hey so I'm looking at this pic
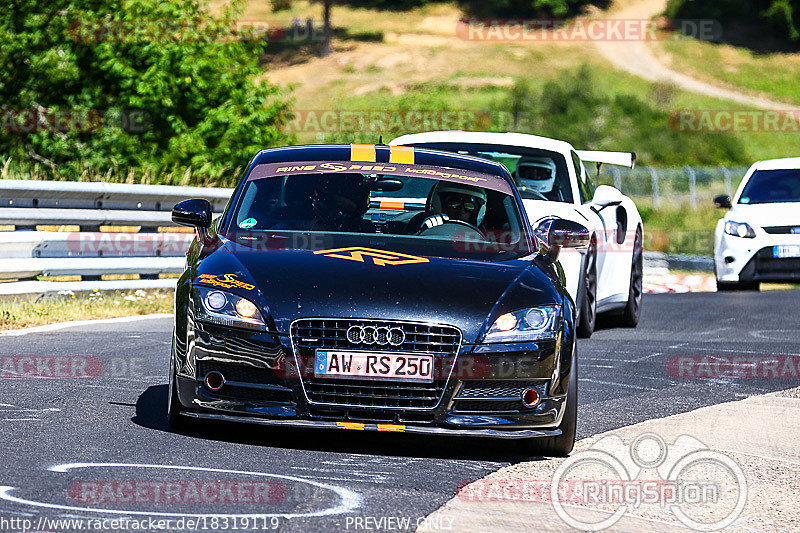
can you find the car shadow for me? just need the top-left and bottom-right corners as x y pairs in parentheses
(593, 313), (621, 333)
(133, 384), (551, 464)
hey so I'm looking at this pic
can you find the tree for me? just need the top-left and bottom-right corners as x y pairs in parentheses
(666, 0), (800, 44)
(457, 0), (609, 18)
(0, 0), (292, 182)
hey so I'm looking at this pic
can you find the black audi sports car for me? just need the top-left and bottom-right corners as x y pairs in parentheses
(168, 144), (589, 456)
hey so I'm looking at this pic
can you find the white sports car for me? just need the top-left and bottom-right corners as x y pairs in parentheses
(713, 157), (800, 290)
(390, 131), (642, 337)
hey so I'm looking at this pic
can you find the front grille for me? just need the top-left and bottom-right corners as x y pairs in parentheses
(763, 226), (800, 235)
(291, 318), (461, 409)
(196, 360), (291, 403)
(209, 384), (290, 402)
(196, 361), (283, 387)
(453, 381), (548, 413)
(457, 380), (548, 399)
(743, 248), (800, 279)
(309, 407), (436, 424)
(453, 400), (522, 412)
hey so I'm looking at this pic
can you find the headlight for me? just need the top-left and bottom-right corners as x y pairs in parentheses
(724, 220), (756, 238)
(196, 287), (266, 330)
(484, 305), (560, 342)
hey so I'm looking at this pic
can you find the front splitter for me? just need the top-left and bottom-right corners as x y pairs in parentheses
(181, 411), (561, 439)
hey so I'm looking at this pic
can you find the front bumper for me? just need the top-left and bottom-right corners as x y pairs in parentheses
(716, 232), (800, 283)
(181, 411), (562, 440)
(174, 320), (571, 438)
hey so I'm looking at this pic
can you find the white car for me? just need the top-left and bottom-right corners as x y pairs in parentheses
(390, 131), (643, 338)
(713, 157), (800, 291)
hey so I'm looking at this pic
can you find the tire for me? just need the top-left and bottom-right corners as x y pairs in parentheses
(167, 337), (194, 430)
(520, 345), (578, 457)
(616, 226), (643, 327)
(716, 279), (759, 291)
(576, 244), (597, 339)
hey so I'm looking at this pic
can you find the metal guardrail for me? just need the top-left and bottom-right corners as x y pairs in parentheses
(597, 165), (750, 208)
(644, 251), (714, 273)
(0, 179), (233, 297)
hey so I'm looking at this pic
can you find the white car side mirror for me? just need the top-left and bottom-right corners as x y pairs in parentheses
(591, 185), (624, 210)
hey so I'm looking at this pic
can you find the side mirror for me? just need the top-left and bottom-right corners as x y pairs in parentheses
(535, 218), (590, 262)
(172, 199), (212, 229)
(591, 185), (624, 211)
(713, 194), (732, 209)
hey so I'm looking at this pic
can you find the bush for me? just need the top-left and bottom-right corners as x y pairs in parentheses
(457, 0), (609, 18)
(508, 66), (749, 166)
(0, 0), (292, 184)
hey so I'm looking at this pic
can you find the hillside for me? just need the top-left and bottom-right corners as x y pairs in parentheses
(222, 0), (799, 165)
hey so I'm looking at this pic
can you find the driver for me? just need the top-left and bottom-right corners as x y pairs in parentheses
(412, 182), (487, 233)
(513, 157), (557, 200)
(309, 174), (374, 232)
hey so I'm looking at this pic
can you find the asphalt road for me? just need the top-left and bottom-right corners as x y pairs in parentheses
(0, 290), (797, 532)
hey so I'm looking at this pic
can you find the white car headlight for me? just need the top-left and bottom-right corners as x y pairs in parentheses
(196, 287), (266, 330)
(484, 305), (560, 342)
(724, 220), (756, 238)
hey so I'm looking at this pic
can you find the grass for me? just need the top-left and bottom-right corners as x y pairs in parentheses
(0, 289), (173, 331)
(638, 203), (720, 255)
(657, 37), (800, 106)
(0, 156), (241, 187)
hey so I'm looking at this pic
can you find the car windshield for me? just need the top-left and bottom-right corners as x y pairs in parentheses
(739, 169), (800, 204)
(397, 143), (573, 203)
(226, 162), (532, 260)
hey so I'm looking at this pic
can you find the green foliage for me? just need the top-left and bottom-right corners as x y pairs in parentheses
(508, 66), (749, 166)
(0, 0), (291, 184)
(638, 203), (720, 254)
(311, 66), (749, 167)
(666, 0), (800, 43)
(457, 0), (609, 18)
(335, 0), (436, 9)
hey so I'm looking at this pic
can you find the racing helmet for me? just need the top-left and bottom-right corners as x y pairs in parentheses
(310, 174), (371, 230)
(428, 182), (488, 226)
(514, 157), (557, 195)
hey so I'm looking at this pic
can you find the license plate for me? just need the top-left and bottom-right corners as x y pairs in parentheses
(314, 350), (433, 382)
(773, 245), (800, 258)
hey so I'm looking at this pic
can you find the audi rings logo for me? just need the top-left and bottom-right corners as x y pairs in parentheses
(346, 325), (405, 346)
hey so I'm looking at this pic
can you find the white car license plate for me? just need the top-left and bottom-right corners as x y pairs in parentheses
(314, 350), (433, 382)
(773, 245), (800, 258)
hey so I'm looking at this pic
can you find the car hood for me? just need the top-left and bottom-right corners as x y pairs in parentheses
(728, 202), (800, 228)
(195, 238), (561, 343)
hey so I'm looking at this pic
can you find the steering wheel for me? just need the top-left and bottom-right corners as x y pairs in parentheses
(416, 218), (487, 240)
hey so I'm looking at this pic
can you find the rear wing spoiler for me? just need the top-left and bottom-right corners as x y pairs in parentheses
(576, 150), (636, 169)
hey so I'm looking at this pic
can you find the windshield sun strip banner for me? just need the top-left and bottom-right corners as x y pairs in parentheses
(246, 161), (513, 195)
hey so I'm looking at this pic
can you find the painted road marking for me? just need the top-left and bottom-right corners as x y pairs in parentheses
(0, 463), (361, 519)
